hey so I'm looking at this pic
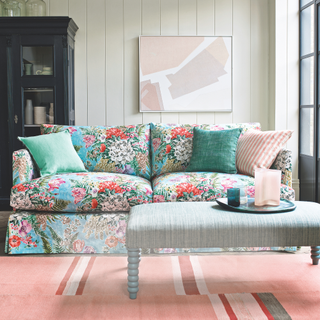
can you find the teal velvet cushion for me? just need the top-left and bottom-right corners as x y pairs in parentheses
(186, 127), (242, 174)
(18, 131), (87, 176)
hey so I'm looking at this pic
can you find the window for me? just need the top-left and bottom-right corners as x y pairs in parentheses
(299, 0), (319, 201)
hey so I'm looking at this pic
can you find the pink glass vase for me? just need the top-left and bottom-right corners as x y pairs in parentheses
(254, 168), (281, 206)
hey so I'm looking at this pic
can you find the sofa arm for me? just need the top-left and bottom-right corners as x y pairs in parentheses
(270, 149), (292, 188)
(12, 149), (38, 186)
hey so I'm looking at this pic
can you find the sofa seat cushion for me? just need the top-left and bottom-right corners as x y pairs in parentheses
(10, 172), (153, 212)
(152, 172), (295, 203)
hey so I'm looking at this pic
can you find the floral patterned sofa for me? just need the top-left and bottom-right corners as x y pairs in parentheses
(6, 122), (295, 254)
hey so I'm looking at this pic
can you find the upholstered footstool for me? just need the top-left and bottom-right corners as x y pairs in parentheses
(126, 201), (320, 299)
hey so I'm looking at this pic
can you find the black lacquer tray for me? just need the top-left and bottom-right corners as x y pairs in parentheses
(215, 197), (296, 213)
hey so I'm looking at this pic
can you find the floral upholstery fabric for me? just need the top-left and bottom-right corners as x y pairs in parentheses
(270, 149), (293, 187)
(5, 210), (296, 254)
(12, 149), (38, 185)
(152, 172), (295, 203)
(150, 122), (261, 178)
(10, 172), (153, 212)
(6, 211), (128, 254)
(40, 124), (151, 180)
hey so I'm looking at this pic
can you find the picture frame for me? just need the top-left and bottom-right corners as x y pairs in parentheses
(139, 36), (232, 113)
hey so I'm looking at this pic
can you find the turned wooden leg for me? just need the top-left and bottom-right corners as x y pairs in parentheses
(127, 248), (140, 299)
(311, 246), (320, 265)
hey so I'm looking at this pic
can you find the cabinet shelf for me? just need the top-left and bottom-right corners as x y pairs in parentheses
(24, 88), (53, 93)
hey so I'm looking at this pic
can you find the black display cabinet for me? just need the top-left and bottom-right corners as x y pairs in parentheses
(0, 17), (78, 210)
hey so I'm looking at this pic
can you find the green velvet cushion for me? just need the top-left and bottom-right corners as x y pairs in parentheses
(186, 127), (242, 174)
(18, 131), (87, 176)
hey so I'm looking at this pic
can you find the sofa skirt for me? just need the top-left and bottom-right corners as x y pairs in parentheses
(5, 210), (297, 254)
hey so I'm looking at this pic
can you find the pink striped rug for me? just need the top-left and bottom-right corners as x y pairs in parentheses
(0, 253), (319, 319)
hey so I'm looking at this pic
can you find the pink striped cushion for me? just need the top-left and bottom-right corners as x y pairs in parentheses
(236, 129), (293, 177)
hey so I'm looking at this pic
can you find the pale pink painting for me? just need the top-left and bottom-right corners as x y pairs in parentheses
(139, 36), (232, 112)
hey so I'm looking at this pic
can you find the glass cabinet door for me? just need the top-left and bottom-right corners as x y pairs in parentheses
(22, 46), (53, 76)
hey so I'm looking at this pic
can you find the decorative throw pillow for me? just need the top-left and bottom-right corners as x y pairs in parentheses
(236, 129), (293, 177)
(150, 122), (261, 178)
(40, 124), (151, 180)
(186, 127), (242, 174)
(18, 131), (87, 177)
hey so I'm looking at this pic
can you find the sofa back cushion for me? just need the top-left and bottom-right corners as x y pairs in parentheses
(150, 122), (261, 178)
(41, 124), (151, 180)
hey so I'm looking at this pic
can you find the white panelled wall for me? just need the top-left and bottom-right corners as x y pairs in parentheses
(272, 0), (299, 199)
(43, 0), (299, 198)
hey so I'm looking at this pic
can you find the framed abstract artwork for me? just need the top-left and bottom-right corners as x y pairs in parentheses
(139, 36), (232, 112)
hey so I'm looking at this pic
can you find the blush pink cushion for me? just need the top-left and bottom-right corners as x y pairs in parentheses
(236, 129), (293, 177)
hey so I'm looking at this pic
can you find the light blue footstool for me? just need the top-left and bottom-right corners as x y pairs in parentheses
(126, 201), (320, 299)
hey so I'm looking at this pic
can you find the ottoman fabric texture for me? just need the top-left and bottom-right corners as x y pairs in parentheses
(126, 201), (320, 249)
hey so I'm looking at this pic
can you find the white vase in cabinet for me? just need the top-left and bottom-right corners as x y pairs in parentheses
(25, 99), (33, 125)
